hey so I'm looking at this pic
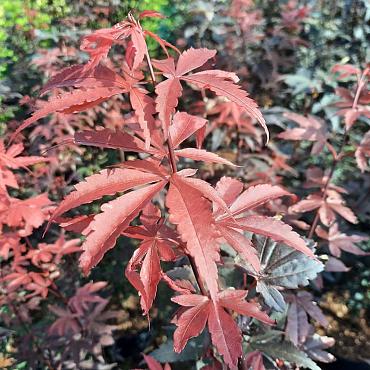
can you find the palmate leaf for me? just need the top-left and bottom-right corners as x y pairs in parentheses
(166, 173), (220, 298)
(13, 10), (178, 145)
(171, 290), (272, 369)
(214, 180), (314, 274)
(124, 203), (178, 313)
(278, 112), (328, 155)
(285, 292), (328, 347)
(79, 11), (176, 68)
(0, 141), (51, 169)
(11, 86), (127, 142)
(290, 190), (358, 226)
(0, 140), (51, 190)
(285, 299), (310, 346)
(3, 193), (53, 236)
(171, 294), (210, 353)
(125, 240), (162, 314)
(316, 223), (368, 257)
(40, 64), (129, 95)
(49, 168), (164, 224)
(241, 236), (323, 312)
(152, 48), (268, 140)
(9, 10), (338, 369)
(80, 181), (166, 274)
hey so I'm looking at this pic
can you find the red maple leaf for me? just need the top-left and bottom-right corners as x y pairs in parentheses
(332, 65), (369, 129)
(171, 290), (273, 369)
(316, 223), (368, 257)
(0, 140), (51, 190)
(278, 112), (328, 154)
(290, 189), (357, 227)
(124, 203), (179, 313)
(0, 193), (53, 236)
(152, 48), (268, 140)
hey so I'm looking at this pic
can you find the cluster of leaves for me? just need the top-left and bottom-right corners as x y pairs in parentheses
(0, 4), (139, 368)
(171, 0), (370, 365)
(1, 1), (369, 369)
(0, 118), (119, 369)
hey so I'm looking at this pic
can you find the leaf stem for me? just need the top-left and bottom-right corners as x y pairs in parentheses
(188, 255), (208, 296)
(166, 135), (178, 174)
(145, 53), (156, 85)
(145, 46), (208, 297)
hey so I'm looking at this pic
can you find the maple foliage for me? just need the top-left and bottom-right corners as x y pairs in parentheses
(5, 9), (327, 369)
(207, 99), (257, 135)
(289, 168), (358, 227)
(278, 112), (328, 154)
(316, 223), (368, 257)
(0, 140), (51, 190)
(171, 290), (273, 368)
(285, 291), (328, 347)
(5, 7), (369, 370)
(331, 65), (369, 129)
(0, 193), (53, 236)
(124, 203), (178, 313)
(152, 47), (268, 141)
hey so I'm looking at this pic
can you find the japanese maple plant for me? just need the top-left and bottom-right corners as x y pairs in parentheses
(11, 10), (327, 369)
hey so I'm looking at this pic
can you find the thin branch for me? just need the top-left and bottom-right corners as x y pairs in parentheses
(145, 44), (210, 298)
(188, 255), (208, 296)
(308, 70), (367, 238)
(166, 135), (178, 174)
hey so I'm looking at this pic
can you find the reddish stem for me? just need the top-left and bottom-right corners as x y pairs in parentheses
(145, 49), (208, 297)
(308, 70), (367, 238)
(189, 255), (208, 296)
(166, 134), (178, 174)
